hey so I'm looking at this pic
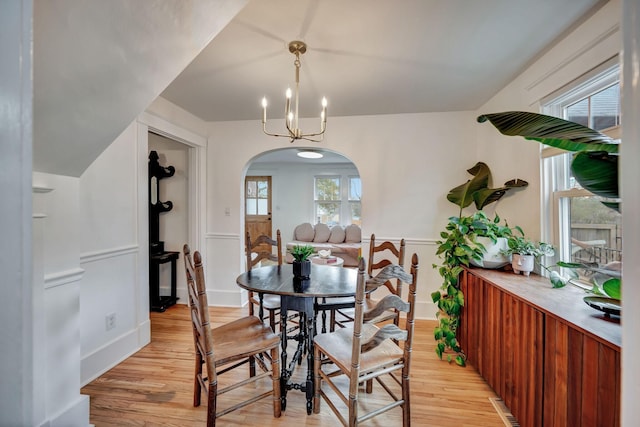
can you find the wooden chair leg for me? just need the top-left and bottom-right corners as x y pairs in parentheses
(194, 354), (202, 406)
(270, 347), (282, 418)
(269, 309), (277, 332)
(403, 372), (411, 426)
(206, 382), (217, 427)
(249, 354), (256, 377)
(313, 345), (321, 414)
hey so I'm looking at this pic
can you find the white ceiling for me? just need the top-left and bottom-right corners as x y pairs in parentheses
(161, 0), (605, 122)
(31, 0), (606, 175)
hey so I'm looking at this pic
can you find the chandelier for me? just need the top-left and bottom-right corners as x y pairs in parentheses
(262, 41), (327, 142)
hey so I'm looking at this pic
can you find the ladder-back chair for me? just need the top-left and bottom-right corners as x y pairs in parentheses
(329, 234), (406, 331)
(245, 229), (283, 331)
(183, 244), (281, 426)
(313, 255), (418, 426)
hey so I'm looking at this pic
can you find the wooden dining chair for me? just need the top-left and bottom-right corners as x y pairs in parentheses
(183, 244), (281, 426)
(366, 233), (406, 323)
(330, 234), (406, 330)
(313, 255), (418, 426)
(245, 229), (284, 331)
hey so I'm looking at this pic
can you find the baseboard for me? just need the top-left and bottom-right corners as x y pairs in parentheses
(207, 288), (245, 307)
(81, 325), (145, 386)
(47, 394), (90, 427)
(490, 397), (520, 426)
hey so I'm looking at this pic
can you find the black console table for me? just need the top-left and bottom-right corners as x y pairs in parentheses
(149, 250), (180, 312)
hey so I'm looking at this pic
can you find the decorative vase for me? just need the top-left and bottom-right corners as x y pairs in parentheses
(293, 277), (310, 292)
(512, 254), (534, 276)
(469, 236), (510, 269)
(293, 260), (311, 280)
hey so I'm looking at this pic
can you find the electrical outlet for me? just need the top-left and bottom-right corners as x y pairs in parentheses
(105, 312), (116, 331)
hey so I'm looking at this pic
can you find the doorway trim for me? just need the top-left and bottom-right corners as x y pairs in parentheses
(137, 112), (206, 319)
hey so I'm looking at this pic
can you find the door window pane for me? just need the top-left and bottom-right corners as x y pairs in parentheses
(257, 199), (268, 215)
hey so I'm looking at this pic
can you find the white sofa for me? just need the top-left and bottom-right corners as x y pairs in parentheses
(285, 223), (362, 267)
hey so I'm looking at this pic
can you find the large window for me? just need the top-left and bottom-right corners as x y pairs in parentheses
(314, 175), (361, 226)
(349, 176), (362, 226)
(542, 60), (622, 269)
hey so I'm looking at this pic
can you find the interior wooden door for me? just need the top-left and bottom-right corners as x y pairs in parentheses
(245, 176), (272, 252)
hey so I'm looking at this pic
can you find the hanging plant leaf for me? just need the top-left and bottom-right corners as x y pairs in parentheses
(503, 178), (529, 188)
(478, 111), (620, 213)
(477, 111), (618, 153)
(447, 162), (490, 209)
(472, 187), (507, 210)
(571, 151), (619, 199)
(473, 178), (529, 210)
(447, 162), (528, 214)
(603, 278), (621, 300)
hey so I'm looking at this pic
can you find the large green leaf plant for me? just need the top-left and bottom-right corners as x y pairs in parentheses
(478, 111), (622, 299)
(477, 111), (619, 211)
(432, 162), (527, 366)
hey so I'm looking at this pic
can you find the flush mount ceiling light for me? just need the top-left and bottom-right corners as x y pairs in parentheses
(262, 41), (327, 143)
(297, 150), (324, 159)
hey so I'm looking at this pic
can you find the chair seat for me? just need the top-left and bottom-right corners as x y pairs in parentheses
(314, 323), (403, 374)
(250, 294), (281, 310)
(212, 315), (280, 365)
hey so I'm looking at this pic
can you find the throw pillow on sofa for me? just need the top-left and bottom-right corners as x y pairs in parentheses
(294, 223), (315, 242)
(328, 226), (346, 243)
(345, 224), (361, 243)
(313, 223), (331, 243)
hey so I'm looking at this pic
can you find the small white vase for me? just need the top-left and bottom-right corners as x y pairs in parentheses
(512, 254), (534, 276)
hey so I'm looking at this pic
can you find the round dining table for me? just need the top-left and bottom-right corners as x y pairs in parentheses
(236, 263), (357, 414)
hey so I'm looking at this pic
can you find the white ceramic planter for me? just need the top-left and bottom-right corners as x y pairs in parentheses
(469, 236), (510, 269)
(511, 254), (534, 276)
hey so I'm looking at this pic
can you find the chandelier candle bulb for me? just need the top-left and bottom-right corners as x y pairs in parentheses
(261, 97), (267, 123)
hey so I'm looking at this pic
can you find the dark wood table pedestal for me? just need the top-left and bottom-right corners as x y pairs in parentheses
(236, 264), (357, 414)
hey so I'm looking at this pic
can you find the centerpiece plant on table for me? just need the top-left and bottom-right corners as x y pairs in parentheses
(432, 162), (528, 366)
(291, 244), (314, 280)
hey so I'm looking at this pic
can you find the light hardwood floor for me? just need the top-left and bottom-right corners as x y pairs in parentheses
(82, 304), (505, 426)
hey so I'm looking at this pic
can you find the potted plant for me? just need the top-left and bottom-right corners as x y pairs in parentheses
(501, 231), (554, 276)
(291, 244), (314, 280)
(432, 162), (527, 366)
(446, 161), (527, 269)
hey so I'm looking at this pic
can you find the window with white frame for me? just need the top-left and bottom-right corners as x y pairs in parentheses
(315, 176), (341, 226)
(541, 58), (622, 269)
(349, 176), (362, 226)
(314, 175), (361, 226)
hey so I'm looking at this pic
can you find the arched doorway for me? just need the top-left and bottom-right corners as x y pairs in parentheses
(243, 148), (361, 245)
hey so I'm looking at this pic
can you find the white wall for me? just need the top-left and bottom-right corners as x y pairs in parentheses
(205, 111), (478, 317)
(621, 0), (640, 423)
(79, 123), (147, 386)
(32, 172), (89, 427)
(0, 1), (35, 425)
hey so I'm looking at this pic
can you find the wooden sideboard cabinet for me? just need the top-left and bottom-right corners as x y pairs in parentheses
(459, 268), (621, 427)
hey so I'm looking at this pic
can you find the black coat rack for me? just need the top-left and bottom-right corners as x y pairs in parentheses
(148, 150), (179, 312)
